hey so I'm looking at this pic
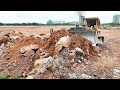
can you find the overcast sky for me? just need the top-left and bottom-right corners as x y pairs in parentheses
(0, 11), (119, 23)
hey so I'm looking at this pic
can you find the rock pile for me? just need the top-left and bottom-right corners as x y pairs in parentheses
(0, 29), (99, 78)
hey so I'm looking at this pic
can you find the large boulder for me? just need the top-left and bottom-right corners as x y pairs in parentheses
(55, 36), (71, 48)
(28, 56), (53, 75)
(54, 36), (71, 54)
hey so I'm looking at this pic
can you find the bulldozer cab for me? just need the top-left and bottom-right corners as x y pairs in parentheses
(83, 17), (100, 34)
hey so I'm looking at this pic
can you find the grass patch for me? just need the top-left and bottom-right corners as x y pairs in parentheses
(0, 74), (7, 79)
(8, 76), (21, 79)
(0, 74), (21, 79)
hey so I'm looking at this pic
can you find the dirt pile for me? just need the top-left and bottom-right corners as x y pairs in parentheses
(0, 35), (46, 77)
(25, 30), (99, 79)
(0, 30), (25, 45)
(44, 29), (71, 55)
(0, 29), (99, 78)
(69, 34), (97, 58)
(27, 54), (93, 79)
(44, 29), (98, 58)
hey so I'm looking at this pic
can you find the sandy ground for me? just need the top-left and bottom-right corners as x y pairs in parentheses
(0, 26), (74, 36)
(97, 29), (120, 67)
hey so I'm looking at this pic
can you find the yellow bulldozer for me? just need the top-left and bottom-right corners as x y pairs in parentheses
(50, 17), (104, 46)
(68, 17), (104, 46)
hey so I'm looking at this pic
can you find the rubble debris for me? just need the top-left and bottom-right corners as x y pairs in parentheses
(35, 57), (54, 74)
(79, 73), (92, 79)
(44, 30), (97, 58)
(9, 35), (20, 42)
(0, 35), (10, 45)
(0, 29), (100, 78)
(50, 29), (71, 41)
(0, 35), (46, 77)
(67, 73), (77, 79)
(34, 56), (53, 68)
(54, 36), (71, 54)
(55, 36), (71, 47)
(113, 69), (120, 73)
(20, 44), (39, 54)
(6, 36), (46, 61)
(69, 34), (97, 58)
(72, 63), (78, 68)
(26, 75), (34, 79)
(31, 54), (90, 79)
(32, 33), (48, 40)
(68, 52), (76, 61)
(1, 26), (120, 79)
(29, 30), (100, 79)
(113, 69), (120, 79)
(24, 50), (35, 57)
(28, 56), (54, 75)
(44, 29), (71, 54)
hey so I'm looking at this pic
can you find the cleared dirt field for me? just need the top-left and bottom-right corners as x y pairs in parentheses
(0, 26), (74, 36)
(88, 29), (120, 78)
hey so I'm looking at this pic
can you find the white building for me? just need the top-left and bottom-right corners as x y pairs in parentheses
(79, 15), (85, 25)
(113, 14), (120, 24)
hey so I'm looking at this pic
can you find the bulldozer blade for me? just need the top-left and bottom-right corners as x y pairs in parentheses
(68, 28), (104, 46)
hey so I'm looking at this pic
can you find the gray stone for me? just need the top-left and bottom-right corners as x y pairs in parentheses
(113, 69), (120, 73)
(68, 73), (77, 79)
(79, 73), (92, 79)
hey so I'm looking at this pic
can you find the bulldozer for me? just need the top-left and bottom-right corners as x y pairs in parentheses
(68, 17), (104, 46)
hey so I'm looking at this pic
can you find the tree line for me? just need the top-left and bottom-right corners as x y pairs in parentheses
(102, 23), (120, 27)
(0, 22), (76, 26)
(1, 22), (119, 26)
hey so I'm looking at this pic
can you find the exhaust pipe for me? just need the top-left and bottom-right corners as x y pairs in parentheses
(50, 28), (53, 34)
